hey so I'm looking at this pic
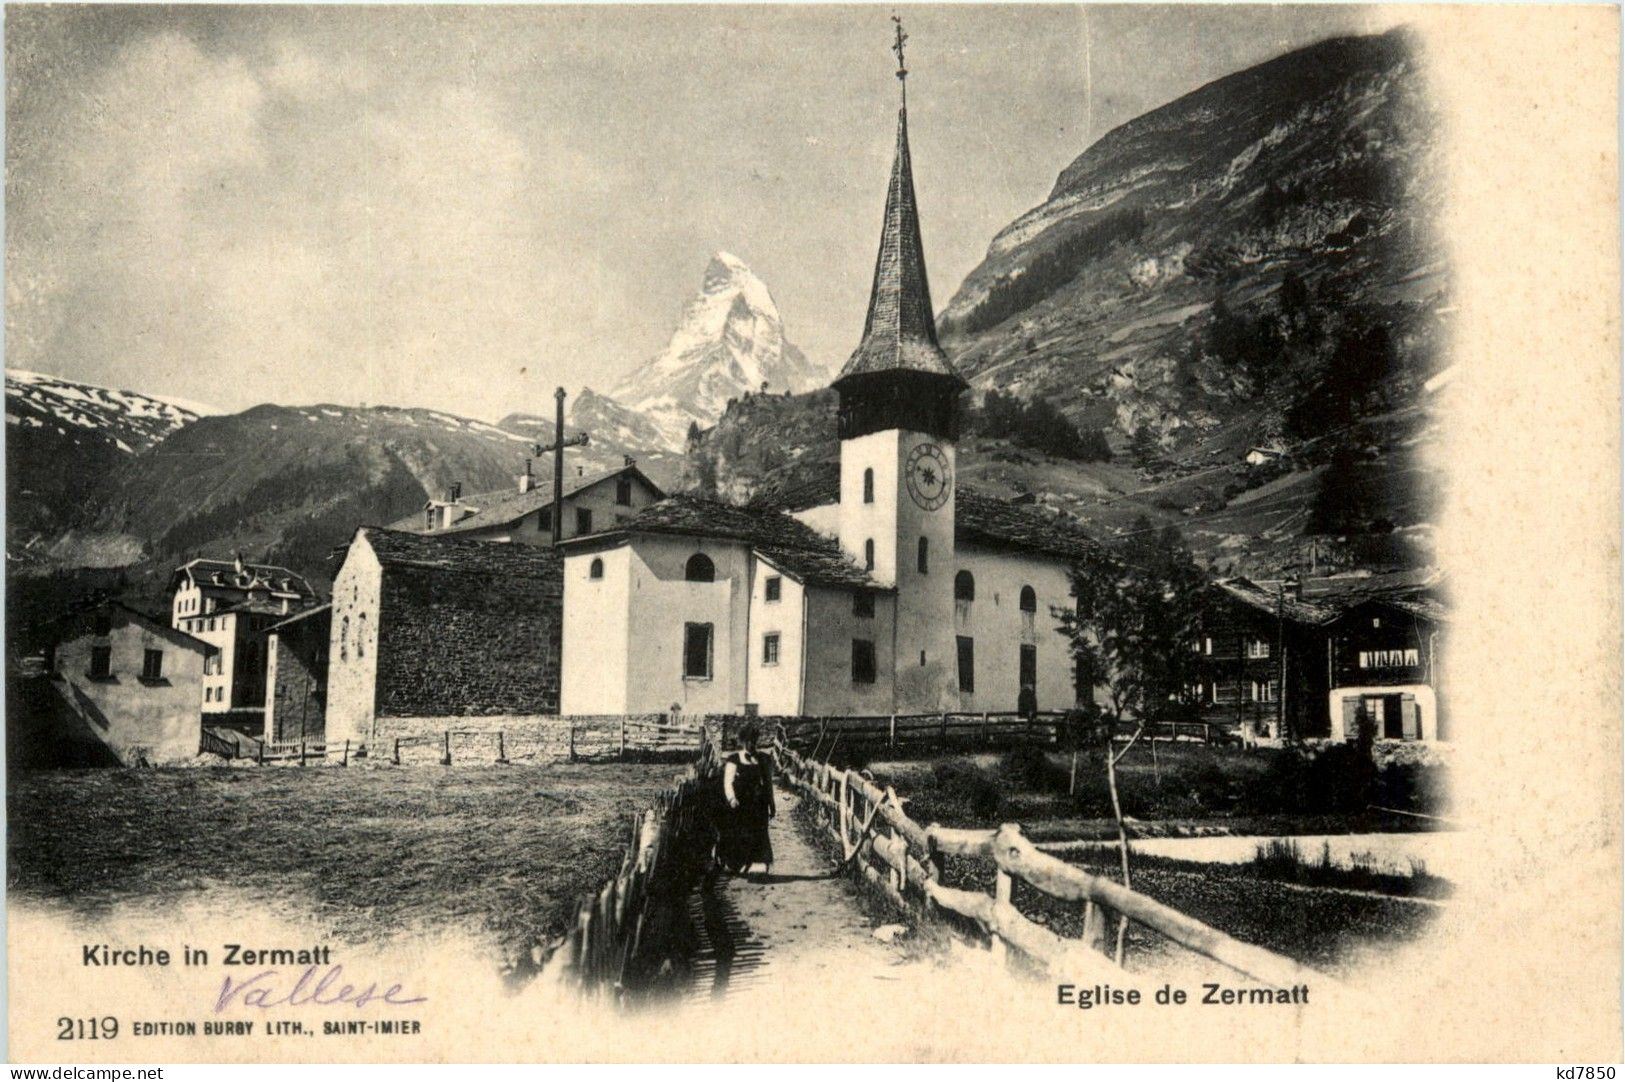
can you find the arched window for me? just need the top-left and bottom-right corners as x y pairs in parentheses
(954, 570), (976, 601)
(616, 477), (633, 506)
(339, 616), (349, 662)
(1020, 585), (1037, 613)
(917, 536), (929, 574)
(863, 468), (874, 504)
(589, 557), (605, 580)
(684, 553), (715, 582)
(863, 539), (875, 571)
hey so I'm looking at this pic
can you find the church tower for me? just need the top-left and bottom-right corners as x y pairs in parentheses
(835, 19), (967, 710)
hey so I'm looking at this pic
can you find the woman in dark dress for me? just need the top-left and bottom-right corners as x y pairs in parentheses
(714, 724), (775, 875)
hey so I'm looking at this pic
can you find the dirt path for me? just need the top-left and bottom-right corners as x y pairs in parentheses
(681, 787), (910, 1005)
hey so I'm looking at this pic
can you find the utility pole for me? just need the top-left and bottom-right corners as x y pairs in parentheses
(532, 387), (589, 547)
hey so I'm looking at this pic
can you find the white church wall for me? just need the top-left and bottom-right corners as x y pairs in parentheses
(745, 558), (805, 715)
(559, 544), (633, 715)
(952, 547), (1079, 714)
(802, 587), (898, 717)
(325, 534), (383, 746)
(624, 536), (752, 715)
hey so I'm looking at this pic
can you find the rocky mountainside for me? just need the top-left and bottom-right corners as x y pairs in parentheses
(610, 252), (826, 450)
(687, 29), (1448, 577)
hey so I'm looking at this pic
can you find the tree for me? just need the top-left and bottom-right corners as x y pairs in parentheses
(1058, 517), (1207, 727)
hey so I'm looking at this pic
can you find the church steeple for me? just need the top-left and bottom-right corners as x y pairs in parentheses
(835, 18), (966, 441)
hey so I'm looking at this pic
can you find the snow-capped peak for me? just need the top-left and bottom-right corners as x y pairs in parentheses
(5, 368), (205, 455)
(609, 252), (827, 450)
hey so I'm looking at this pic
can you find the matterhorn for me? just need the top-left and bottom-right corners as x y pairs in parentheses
(610, 252), (824, 450)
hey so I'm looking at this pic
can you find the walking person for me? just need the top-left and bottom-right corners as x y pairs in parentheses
(714, 723), (776, 876)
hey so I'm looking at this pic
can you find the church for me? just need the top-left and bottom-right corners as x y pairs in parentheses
(558, 54), (1098, 720)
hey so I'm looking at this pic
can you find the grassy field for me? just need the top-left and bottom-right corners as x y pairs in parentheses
(8, 763), (678, 966)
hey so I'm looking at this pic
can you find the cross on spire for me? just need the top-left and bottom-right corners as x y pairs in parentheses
(892, 15), (908, 84)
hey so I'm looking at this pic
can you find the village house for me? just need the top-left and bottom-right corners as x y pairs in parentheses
(264, 603), (331, 745)
(324, 527), (563, 749)
(394, 459), (664, 542)
(558, 84), (1097, 719)
(1325, 594), (1446, 741)
(49, 601), (214, 765)
(169, 556), (319, 734)
(1191, 578), (1337, 743)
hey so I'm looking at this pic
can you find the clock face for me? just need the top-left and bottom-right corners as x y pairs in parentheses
(905, 442), (952, 511)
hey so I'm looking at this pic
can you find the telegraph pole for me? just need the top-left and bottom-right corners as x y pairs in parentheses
(533, 387), (589, 547)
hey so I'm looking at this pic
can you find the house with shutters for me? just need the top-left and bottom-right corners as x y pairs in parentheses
(1191, 579), (1337, 743)
(393, 460), (664, 544)
(48, 601), (214, 765)
(1325, 594), (1446, 741)
(557, 67), (1098, 719)
(168, 556), (319, 734)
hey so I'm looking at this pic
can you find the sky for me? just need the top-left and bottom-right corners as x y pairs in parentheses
(5, 4), (1401, 422)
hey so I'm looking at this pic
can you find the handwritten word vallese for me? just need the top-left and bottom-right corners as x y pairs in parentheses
(215, 965), (427, 1014)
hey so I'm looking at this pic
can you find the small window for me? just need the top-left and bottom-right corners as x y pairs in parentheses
(1246, 639), (1271, 659)
(764, 576), (781, 602)
(89, 646), (112, 679)
(684, 623), (713, 679)
(425, 507), (436, 531)
(141, 649), (164, 682)
(762, 633), (781, 666)
(616, 477), (633, 506)
(1020, 585), (1037, 613)
(862, 468), (874, 504)
(955, 570), (975, 602)
(589, 558), (605, 580)
(852, 639), (877, 684)
(357, 614), (366, 658)
(206, 653), (221, 676)
(576, 507), (593, 535)
(917, 536), (929, 574)
(339, 616), (349, 662)
(956, 635), (975, 693)
(538, 507), (552, 532)
(1019, 643), (1037, 690)
(208, 617), (216, 632)
(863, 539), (875, 571)
(685, 553), (715, 582)
(853, 591), (875, 619)
(1249, 679), (1279, 703)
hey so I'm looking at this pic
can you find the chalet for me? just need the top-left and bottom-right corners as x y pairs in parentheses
(1325, 594), (1446, 741)
(169, 556), (320, 734)
(392, 460), (664, 544)
(49, 602), (214, 765)
(264, 603), (331, 745)
(1192, 578), (1336, 742)
(558, 75), (1097, 719)
(325, 528), (563, 748)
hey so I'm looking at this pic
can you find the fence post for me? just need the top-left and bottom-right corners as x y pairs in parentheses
(441, 730), (451, 766)
(300, 740), (307, 767)
(342, 739), (350, 767)
(991, 866), (1012, 966)
(941, 711), (948, 743)
(393, 737), (400, 766)
(889, 713), (897, 747)
(620, 716), (628, 760)
(497, 730), (508, 765)
(982, 711), (990, 744)
(257, 740), (264, 767)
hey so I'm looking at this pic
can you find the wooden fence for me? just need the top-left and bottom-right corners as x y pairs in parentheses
(537, 732), (722, 999)
(744, 711), (1069, 753)
(776, 741), (1330, 990)
(385, 718), (705, 766)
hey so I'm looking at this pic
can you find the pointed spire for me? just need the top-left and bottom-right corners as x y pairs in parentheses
(836, 21), (965, 388)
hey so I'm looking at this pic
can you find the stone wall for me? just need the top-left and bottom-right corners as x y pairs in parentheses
(266, 610), (329, 744)
(373, 560), (563, 723)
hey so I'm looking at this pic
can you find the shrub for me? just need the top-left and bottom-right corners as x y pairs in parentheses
(1001, 744), (1055, 792)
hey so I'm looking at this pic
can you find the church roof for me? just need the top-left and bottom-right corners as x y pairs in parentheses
(567, 494), (883, 590)
(836, 105), (965, 389)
